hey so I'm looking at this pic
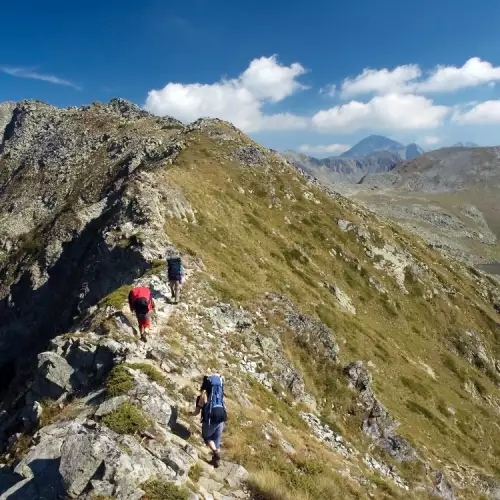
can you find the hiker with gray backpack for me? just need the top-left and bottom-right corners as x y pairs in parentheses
(166, 255), (184, 304)
(191, 373), (227, 468)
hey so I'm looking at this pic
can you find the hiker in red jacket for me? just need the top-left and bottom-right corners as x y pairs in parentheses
(128, 286), (155, 341)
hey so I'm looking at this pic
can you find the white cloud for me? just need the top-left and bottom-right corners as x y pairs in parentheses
(340, 58), (500, 97)
(299, 143), (350, 154)
(452, 100), (500, 124)
(418, 57), (500, 92)
(312, 93), (449, 132)
(239, 56), (308, 102)
(422, 135), (441, 145)
(319, 84), (336, 97)
(341, 65), (420, 97)
(144, 55), (308, 132)
(1, 66), (80, 90)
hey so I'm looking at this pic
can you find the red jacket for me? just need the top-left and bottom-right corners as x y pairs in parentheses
(128, 287), (153, 312)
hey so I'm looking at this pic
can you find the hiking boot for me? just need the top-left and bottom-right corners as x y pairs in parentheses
(211, 451), (221, 468)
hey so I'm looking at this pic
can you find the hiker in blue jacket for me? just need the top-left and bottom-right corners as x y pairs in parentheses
(167, 255), (184, 304)
(191, 373), (227, 468)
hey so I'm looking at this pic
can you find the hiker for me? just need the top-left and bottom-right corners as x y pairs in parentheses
(167, 255), (184, 304)
(128, 286), (155, 341)
(191, 373), (227, 468)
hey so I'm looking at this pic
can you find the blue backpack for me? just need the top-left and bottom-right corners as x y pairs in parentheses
(167, 257), (183, 281)
(202, 375), (227, 425)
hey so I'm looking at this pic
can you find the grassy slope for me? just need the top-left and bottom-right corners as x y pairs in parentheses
(154, 124), (500, 497)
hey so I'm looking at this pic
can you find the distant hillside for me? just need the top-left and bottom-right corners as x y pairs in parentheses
(361, 146), (500, 192)
(282, 149), (400, 184)
(338, 146), (500, 265)
(453, 141), (479, 148)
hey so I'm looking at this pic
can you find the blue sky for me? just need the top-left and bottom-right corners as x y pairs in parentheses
(2, 0), (500, 156)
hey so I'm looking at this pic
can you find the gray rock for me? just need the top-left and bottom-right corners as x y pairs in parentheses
(300, 412), (352, 457)
(344, 361), (416, 462)
(128, 371), (175, 428)
(94, 395), (129, 417)
(431, 471), (456, 500)
(278, 296), (340, 363)
(14, 421), (68, 498)
(205, 304), (253, 333)
(161, 443), (194, 481)
(224, 464), (249, 489)
(33, 352), (76, 399)
(232, 145), (267, 167)
(20, 401), (42, 431)
(337, 219), (352, 232)
(59, 430), (110, 496)
(325, 283), (356, 314)
(89, 479), (115, 497)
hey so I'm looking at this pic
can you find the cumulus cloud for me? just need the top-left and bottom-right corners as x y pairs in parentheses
(452, 100), (500, 124)
(340, 58), (500, 97)
(419, 57), (500, 92)
(341, 65), (421, 97)
(144, 55), (308, 132)
(1, 66), (80, 89)
(422, 135), (441, 145)
(312, 93), (449, 132)
(299, 143), (350, 154)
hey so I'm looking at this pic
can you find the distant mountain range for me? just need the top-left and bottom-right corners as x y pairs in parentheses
(340, 135), (424, 160)
(452, 141), (479, 148)
(283, 135), (482, 184)
(282, 135), (424, 184)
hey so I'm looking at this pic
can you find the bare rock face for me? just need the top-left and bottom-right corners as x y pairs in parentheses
(267, 294), (340, 364)
(33, 352), (78, 400)
(0, 102), (16, 150)
(0, 99), (185, 378)
(344, 361), (417, 463)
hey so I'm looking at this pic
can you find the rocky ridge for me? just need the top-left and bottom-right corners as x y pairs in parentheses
(0, 99), (499, 499)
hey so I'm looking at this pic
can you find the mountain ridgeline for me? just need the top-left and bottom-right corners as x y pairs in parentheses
(0, 99), (499, 499)
(340, 135), (424, 160)
(282, 134), (424, 184)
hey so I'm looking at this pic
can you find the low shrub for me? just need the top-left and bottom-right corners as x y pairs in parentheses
(101, 402), (151, 435)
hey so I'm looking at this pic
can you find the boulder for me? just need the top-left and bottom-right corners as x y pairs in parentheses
(60, 431), (112, 496)
(20, 401), (42, 431)
(33, 352), (76, 399)
(13, 418), (177, 499)
(128, 372), (175, 428)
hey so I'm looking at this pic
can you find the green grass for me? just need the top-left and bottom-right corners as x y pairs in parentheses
(187, 462), (202, 482)
(140, 479), (189, 500)
(152, 123), (500, 492)
(105, 365), (135, 397)
(101, 402), (151, 434)
(101, 285), (130, 309)
(125, 363), (165, 385)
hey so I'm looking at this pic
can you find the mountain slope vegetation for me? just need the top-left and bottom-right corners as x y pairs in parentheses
(0, 100), (499, 499)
